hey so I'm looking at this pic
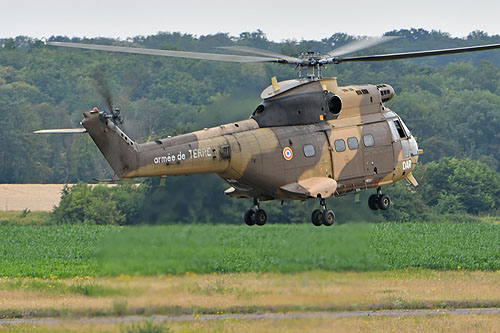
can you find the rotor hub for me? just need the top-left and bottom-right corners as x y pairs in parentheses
(298, 52), (327, 79)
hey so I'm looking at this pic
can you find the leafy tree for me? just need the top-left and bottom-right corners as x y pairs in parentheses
(52, 183), (145, 225)
(2, 29), (500, 223)
(419, 158), (500, 215)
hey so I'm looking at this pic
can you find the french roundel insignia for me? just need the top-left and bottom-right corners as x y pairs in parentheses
(283, 147), (293, 160)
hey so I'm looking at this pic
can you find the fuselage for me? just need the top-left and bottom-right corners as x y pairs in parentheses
(82, 77), (419, 201)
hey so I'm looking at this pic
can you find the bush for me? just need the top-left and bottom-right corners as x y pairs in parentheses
(420, 157), (500, 215)
(380, 157), (500, 221)
(51, 182), (145, 225)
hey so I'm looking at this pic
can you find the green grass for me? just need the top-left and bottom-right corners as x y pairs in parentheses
(0, 225), (114, 278)
(374, 222), (500, 270)
(0, 210), (51, 225)
(0, 277), (128, 297)
(3, 222), (500, 278)
(96, 224), (382, 275)
(96, 222), (500, 275)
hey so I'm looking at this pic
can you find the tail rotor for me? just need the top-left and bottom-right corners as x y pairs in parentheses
(92, 68), (123, 124)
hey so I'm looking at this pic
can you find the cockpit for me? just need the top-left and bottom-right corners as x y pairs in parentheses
(385, 112), (418, 157)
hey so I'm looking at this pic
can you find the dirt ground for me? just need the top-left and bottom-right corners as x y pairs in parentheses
(1, 270), (500, 316)
(2, 270), (500, 331)
(0, 184), (66, 211)
(0, 184), (118, 211)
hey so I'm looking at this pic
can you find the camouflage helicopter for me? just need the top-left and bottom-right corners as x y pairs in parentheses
(37, 37), (500, 226)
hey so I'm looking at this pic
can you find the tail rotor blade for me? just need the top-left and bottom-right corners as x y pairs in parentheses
(34, 128), (87, 134)
(92, 67), (113, 112)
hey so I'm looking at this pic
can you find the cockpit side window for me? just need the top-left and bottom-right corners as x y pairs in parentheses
(401, 120), (412, 137)
(393, 120), (407, 139)
(388, 121), (399, 141)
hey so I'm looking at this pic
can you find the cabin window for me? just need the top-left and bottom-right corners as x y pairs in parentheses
(347, 137), (359, 150)
(363, 134), (375, 147)
(334, 139), (346, 152)
(303, 144), (316, 157)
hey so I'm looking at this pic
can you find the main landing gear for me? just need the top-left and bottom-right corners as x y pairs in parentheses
(368, 187), (391, 211)
(311, 197), (335, 227)
(244, 198), (267, 226)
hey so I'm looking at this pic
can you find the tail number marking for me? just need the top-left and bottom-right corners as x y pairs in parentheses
(402, 160), (412, 171)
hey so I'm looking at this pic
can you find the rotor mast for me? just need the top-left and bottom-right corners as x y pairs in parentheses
(298, 52), (324, 80)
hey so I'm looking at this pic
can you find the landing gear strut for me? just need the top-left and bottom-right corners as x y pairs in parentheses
(368, 187), (391, 211)
(311, 197), (335, 227)
(244, 198), (267, 226)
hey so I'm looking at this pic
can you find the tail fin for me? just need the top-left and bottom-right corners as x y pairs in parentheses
(81, 111), (138, 178)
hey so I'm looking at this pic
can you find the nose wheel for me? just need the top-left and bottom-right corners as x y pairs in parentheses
(368, 187), (391, 211)
(311, 197), (335, 227)
(244, 198), (267, 226)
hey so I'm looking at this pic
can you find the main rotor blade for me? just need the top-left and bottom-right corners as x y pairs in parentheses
(334, 43), (500, 63)
(217, 46), (301, 63)
(327, 36), (400, 57)
(47, 42), (285, 63)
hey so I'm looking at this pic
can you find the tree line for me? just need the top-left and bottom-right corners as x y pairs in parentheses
(1, 29), (500, 223)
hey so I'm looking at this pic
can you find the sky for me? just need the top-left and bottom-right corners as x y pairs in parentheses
(2, 0), (500, 41)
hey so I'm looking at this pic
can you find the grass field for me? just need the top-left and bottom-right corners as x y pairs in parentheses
(96, 223), (381, 275)
(2, 222), (500, 278)
(2, 222), (500, 330)
(2, 271), (500, 318)
(98, 222), (500, 275)
(0, 211), (50, 225)
(0, 225), (113, 277)
(2, 271), (500, 328)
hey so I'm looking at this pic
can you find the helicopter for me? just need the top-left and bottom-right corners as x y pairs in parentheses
(36, 36), (500, 226)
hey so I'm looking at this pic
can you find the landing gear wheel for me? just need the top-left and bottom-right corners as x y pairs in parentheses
(255, 209), (267, 226)
(322, 210), (335, 226)
(368, 194), (379, 211)
(311, 197), (336, 226)
(244, 198), (268, 226)
(244, 209), (256, 226)
(311, 209), (323, 226)
(377, 194), (391, 211)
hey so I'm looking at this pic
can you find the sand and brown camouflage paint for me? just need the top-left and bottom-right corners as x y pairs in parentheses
(82, 77), (419, 202)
